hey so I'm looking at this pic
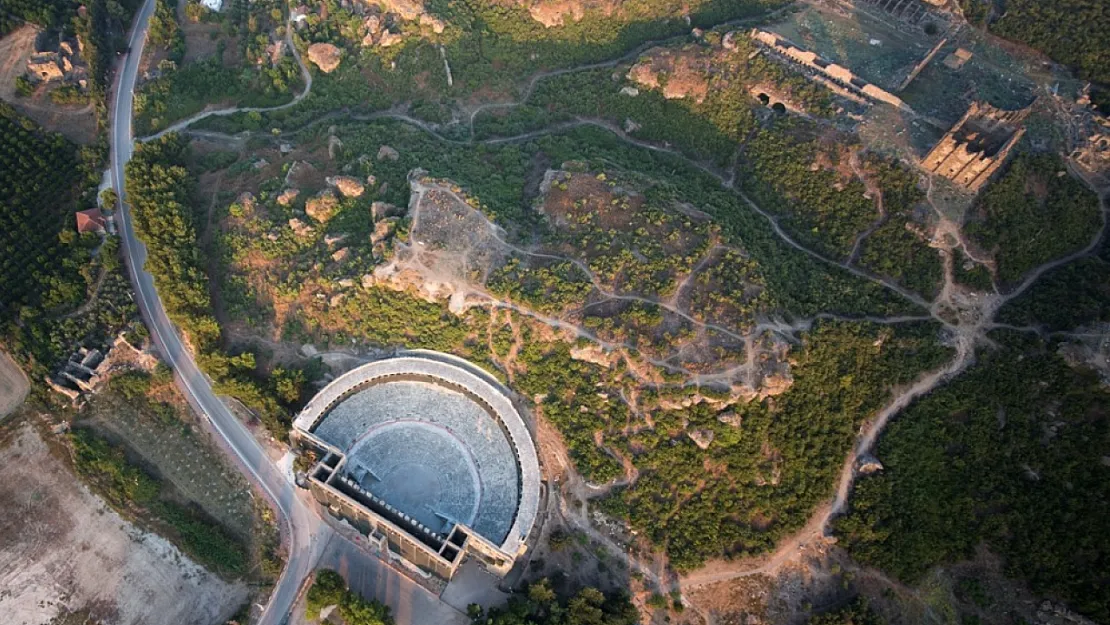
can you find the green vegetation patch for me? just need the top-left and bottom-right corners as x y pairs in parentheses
(70, 427), (250, 576)
(597, 320), (951, 570)
(835, 335), (1110, 623)
(997, 252), (1110, 332)
(964, 154), (1102, 285)
(306, 569), (394, 625)
(0, 105), (83, 319)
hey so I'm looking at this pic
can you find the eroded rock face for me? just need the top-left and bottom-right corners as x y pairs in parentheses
(627, 47), (710, 103)
(371, 218), (398, 245)
(570, 344), (620, 368)
(371, 201), (404, 220)
(307, 43), (343, 73)
(306, 190), (340, 223)
(288, 218), (314, 238)
(525, 0), (620, 27)
(277, 188), (300, 206)
(328, 175), (365, 198)
(688, 428), (715, 450)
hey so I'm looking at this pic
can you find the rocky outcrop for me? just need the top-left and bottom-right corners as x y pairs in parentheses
(526, 0), (619, 27)
(371, 201), (404, 220)
(717, 412), (742, 428)
(570, 344), (620, 368)
(377, 30), (404, 47)
(306, 190), (340, 223)
(288, 218), (314, 238)
(687, 429), (715, 450)
(277, 188), (300, 206)
(377, 145), (400, 161)
(627, 47), (710, 103)
(307, 43), (343, 73)
(328, 175), (365, 198)
(371, 218), (398, 245)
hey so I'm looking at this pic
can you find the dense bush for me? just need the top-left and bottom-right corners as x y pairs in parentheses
(473, 579), (637, 625)
(964, 153), (1102, 284)
(835, 335), (1110, 622)
(306, 569), (394, 625)
(0, 104), (82, 320)
(126, 134), (290, 435)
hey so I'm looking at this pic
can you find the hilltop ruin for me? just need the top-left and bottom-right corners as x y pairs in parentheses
(921, 101), (1030, 191)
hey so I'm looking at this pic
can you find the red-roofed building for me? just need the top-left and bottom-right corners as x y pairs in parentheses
(75, 208), (106, 234)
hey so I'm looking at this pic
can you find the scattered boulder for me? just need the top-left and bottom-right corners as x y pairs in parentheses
(288, 218), (314, 238)
(377, 145), (400, 161)
(328, 175), (365, 198)
(307, 43), (343, 73)
(361, 274), (376, 289)
(324, 234), (347, 248)
(365, 174), (378, 188)
(722, 31), (738, 51)
(419, 14), (446, 33)
(331, 247), (350, 263)
(623, 118), (641, 133)
(371, 218), (398, 245)
(306, 190), (340, 223)
(378, 30), (404, 47)
(717, 412), (742, 428)
(371, 201), (404, 220)
(569, 344), (619, 368)
(364, 15), (382, 36)
(687, 429), (715, 450)
(277, 188), (300, 206)
(378, 0), (424, 21)
(619, 86), (640, 97)
(856, 454), (884, 476)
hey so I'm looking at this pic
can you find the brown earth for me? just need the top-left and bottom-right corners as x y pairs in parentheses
(0, 423), (248, 625)
(0, 352), (29, 421)
(0, 25), (97, 143)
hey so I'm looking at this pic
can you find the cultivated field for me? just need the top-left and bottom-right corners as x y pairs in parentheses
(0, 351), (28, 420)
(0, 423), (248, 625)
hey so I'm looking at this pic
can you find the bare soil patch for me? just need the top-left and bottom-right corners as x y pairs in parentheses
(0, 351), (29, 421)
(0, 423), (248, 625)
(0, 25), (97, 143)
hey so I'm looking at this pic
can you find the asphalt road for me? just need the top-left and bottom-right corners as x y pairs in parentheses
(108, 1), (329, 623)
(107, 3), (469, 624)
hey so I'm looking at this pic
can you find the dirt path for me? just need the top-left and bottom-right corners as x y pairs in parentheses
(139, 12), (313, 142)
(0, 351), (29, 421)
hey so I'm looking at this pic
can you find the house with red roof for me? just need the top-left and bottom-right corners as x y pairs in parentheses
(75, 208), (106, 234)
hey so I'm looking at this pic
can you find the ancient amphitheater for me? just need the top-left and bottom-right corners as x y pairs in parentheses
(292, 351), (540, 579)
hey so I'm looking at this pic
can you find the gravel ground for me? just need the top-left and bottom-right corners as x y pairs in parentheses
(0, 424), (248, 625)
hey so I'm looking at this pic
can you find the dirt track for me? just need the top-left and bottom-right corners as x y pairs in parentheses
(0, 424), (248, 625)
(0, 351), (29, 421)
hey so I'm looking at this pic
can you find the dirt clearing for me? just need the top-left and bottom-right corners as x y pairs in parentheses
(0, 351), (29, 420)
(0, 25), (98, 143)
(0, 423), (248, 625)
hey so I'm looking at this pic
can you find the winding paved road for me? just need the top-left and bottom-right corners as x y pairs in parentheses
(106, 3), (469, 625)
(108, 2), (330, 623)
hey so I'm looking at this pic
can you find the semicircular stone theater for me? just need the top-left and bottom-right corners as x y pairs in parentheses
(291, 351), (541, 580)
